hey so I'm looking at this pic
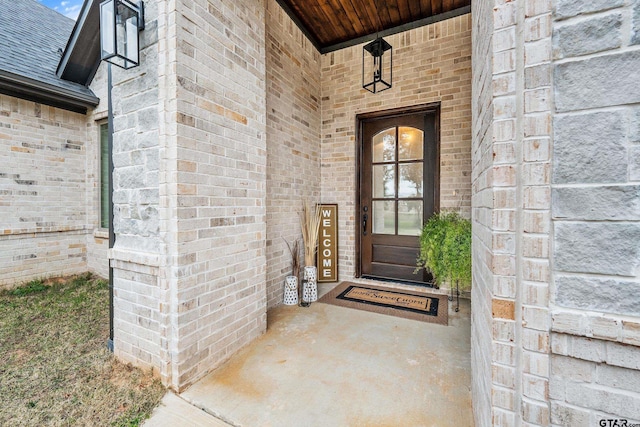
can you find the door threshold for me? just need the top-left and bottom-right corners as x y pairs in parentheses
(360, 275), (437, 289)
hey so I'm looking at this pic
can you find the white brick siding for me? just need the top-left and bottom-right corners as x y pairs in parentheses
(265, 0), (321, 308)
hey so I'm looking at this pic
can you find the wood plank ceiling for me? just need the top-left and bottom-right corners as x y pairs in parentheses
(275, 0), (472, 53)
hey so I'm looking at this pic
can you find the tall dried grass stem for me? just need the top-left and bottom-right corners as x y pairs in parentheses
(283, 237), (301, 278)
(299, 200), (321, 267)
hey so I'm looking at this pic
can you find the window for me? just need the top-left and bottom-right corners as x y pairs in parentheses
(100, 123), (109, 229)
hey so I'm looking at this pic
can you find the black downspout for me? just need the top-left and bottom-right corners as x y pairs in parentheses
(107, 63), (115, 353)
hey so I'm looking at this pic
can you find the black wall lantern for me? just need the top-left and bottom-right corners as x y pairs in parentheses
(100, 0), (145, 69)
(362, 37), (392, 94)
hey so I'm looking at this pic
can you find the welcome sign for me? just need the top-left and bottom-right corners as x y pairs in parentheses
(317, 204), (338, 282)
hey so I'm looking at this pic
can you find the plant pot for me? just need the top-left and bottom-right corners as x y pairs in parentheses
(283, 276), (298, 306)
(302, 266), (318, 303)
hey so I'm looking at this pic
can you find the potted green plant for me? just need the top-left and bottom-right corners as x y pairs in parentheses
(283, 238), (301, 306)
(416, 211), (471, 311)
(299, 199), (321, 306)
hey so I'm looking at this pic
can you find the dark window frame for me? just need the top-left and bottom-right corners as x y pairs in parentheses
(99, 122), (109, 229)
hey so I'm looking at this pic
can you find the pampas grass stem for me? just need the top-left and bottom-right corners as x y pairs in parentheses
(299, 200), (321, 267)
(284, 237), (301, 278)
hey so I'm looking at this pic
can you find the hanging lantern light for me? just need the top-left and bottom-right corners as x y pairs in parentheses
(100, 0), (145, 69)
(362, 37), (392, 94)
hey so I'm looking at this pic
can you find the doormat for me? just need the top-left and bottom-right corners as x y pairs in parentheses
(318, 282), (448, 325)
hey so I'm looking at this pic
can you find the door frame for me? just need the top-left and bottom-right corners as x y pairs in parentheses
(355, 102), (441, 279)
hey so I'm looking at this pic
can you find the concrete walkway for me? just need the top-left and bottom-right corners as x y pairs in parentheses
(145, 283), (472, 426)
(144, 392), (231, 426)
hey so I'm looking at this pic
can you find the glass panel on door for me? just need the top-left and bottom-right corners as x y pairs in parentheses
(398, 127), (424, 160)
(373, 165), (395, 198)
(398, 200), (422, 236)
(372, 200), (395, 235)
(371, 126), (425, 237)
(398, 163), (423, 198)
(373, 129), (396, 162)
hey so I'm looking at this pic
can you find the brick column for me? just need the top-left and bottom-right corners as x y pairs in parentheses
(110, 0), (166, 381)
(168, 0), (267, 390)
(471, 0), (553, 425)
(520, 1), (553, 424)
(110, 0), (268, 391)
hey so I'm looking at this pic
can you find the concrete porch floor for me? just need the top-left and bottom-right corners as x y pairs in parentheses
(145, 282), (472, 426)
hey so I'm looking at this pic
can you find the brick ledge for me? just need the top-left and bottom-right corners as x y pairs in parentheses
(551, 332), (640, 371)
(1, 225), (87, 237)
(108, 247), (160, 267)
(552, 307), (640, 348)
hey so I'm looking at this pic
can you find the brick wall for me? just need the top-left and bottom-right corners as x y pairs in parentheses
(472, 0), (554, 425)
(0, 56), (110, 288)
(473, 0), (640, 424)
(550, 0), (640, 424)
(470, 0), (496, 424)
(321, 14), (472, 281)
(169, 0), (267, 389)
(0, 94), (91, 288)
(265, 0), (321, 308)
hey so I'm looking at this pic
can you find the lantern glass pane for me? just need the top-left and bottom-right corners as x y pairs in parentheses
(125, 15), (139, 65)
(100, 0), (115, 58)
(116, 17), (125, 59)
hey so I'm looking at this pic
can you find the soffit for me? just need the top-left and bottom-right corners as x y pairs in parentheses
(275, 0), (472, 53)
(57, 0), (101, 86)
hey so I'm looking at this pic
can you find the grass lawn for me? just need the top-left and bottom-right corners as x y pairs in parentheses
(0, 273), (166, 426)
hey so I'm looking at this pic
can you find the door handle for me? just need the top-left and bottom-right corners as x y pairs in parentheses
(362, 206), (368, 235)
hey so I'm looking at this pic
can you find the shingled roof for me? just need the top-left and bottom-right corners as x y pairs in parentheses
(0, 0), (99, 113)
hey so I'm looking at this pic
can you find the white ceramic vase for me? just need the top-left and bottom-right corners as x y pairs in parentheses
(284, 276), (298, 306)
(302, 266), (318, 303)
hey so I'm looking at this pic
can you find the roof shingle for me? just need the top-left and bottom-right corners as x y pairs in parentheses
(0, 0), (97, 102)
